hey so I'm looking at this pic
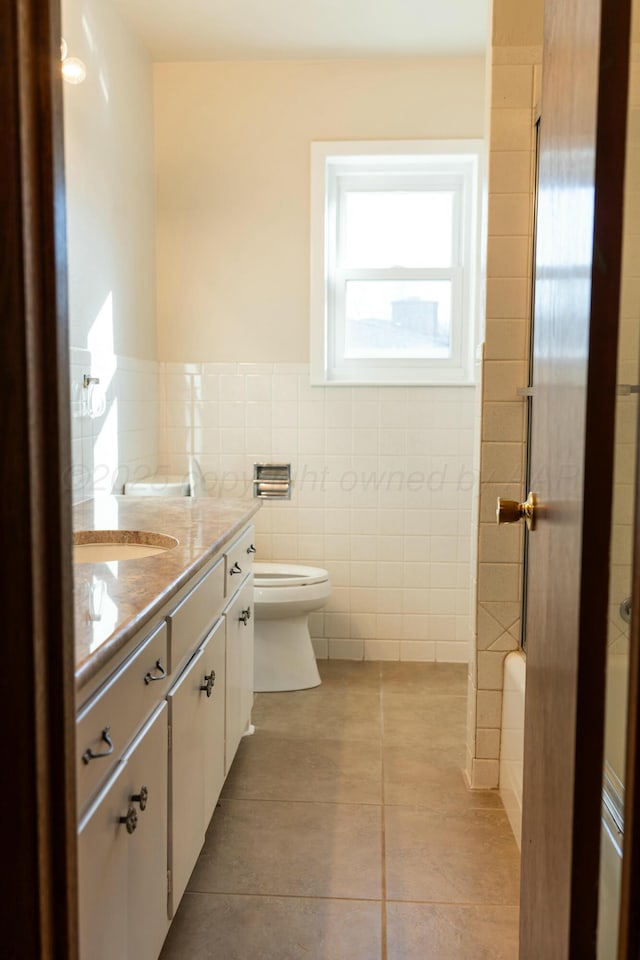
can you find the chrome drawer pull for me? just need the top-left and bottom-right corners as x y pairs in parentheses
(119, 806), (138, 835)
(131, 785), (148, 811)
(143, 659), (167, 685)
(82, 726), (114, 765)
(246, 544), (257, 554)
(200, 670), (216, 698)
(230, 561), (242, 575)
(239, 607), (251, 625)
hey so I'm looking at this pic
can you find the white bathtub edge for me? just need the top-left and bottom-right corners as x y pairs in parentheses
(500, 649), (526, 850)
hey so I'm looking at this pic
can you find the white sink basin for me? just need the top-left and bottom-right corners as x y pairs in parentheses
(73, 531), (178, 563)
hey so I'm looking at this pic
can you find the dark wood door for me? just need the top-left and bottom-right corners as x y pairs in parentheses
(519, 0), (631, 956)
(1, 0), (78, 956)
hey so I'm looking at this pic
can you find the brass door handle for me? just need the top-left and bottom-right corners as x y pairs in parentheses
(496, 492), (537, 531)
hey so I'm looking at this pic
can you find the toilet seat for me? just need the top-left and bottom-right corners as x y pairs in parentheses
(253, 562), (328, 588)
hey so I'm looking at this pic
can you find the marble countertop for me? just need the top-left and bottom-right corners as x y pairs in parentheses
(73, 496), (260, 690)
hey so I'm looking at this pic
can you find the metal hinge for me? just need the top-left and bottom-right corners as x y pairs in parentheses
(167, 869), (172, 895)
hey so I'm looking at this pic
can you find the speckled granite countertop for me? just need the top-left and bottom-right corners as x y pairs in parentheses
(73, 496), (260, 690)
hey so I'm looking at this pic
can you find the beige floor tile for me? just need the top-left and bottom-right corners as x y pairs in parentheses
(385, 805), (520, 905)
(381, 661), (467, 696)
(160, 893), (383, 960)
(318, 659), (382, 689)
(189, 799), (382, 900)
(386, 902), (519, 960)
(253, 687), (382, 741)
(222, 732), (382, 804)
(382, 693), (466, 749)
(166, 660), (521, 956)
(383, 742), (502, 811)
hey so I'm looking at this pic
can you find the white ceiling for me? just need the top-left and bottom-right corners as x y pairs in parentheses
(113, 0), (488, 62)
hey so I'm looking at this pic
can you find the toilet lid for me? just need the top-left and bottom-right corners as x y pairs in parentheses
(253, 562), (329, 587)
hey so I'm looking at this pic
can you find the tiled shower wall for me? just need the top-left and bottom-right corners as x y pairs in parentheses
(158, 361), (477, 663)
(466, 40), (542, 789)
(70, 347), (159, 503)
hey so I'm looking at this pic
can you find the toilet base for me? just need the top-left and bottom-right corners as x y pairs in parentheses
(254, 615), (321, 692)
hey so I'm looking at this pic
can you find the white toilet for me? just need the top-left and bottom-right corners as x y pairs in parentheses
(253, 562), (331, 692)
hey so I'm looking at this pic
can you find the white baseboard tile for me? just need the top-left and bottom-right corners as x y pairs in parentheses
(399, 640), (436, 662)
(469, 758), (500, 790)
(435, 641), (469, 663)
(328, 638), (364, 660)
(364, 639), (400, 661)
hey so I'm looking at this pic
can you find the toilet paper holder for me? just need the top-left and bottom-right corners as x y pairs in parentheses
(253, 463), (291, 499)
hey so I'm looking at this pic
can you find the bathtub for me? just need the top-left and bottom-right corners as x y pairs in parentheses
(500, 650), (526, 849)
(597, 647), (628, 958)
(499, 645), (626, 951)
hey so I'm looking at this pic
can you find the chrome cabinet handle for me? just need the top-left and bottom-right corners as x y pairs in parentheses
(82, 726), (114, 765)
(143, 659), (167, 685)
(200, 670), (216, 698)
(230, 561), (242, 575)
(131, 785), (148, 811)
(239, 607), (251, 625)
(119, 806), (138, 835)
(246, 544), (257, 554)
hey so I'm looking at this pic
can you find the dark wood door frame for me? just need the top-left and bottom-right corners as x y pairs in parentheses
(1, 0), (77, 956)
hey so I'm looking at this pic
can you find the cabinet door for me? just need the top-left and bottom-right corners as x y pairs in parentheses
(77, 704), (168, 960)
(202, 617), (226, 827)
(167, 645), (206, 916)
(78, 765), (129, 960)
(224, 576), (254, 774)
(123, 703), (169, 960)
(168, 619), (226, 917)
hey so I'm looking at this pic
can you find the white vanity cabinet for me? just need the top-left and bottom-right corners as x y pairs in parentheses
(167, 616), (225, 914)
(78, 703), (169, 960)
(224, 575), (254, 774)
(76, 621), (169, 814)
(76, 519), (256, 960)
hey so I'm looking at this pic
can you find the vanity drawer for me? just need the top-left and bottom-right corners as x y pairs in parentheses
(225, 525), (256, 596)
(76, 621), (168, 814)
(167, 556), (225, 670)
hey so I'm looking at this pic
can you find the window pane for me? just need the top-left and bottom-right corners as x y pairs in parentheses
(342, 191), (454, 268)
(343, 280), (452, 359)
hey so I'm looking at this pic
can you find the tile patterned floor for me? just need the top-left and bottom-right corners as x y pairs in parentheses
(160, 661), (520, 959)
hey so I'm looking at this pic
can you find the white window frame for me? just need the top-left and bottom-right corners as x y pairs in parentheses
(310, 140), (483, 386)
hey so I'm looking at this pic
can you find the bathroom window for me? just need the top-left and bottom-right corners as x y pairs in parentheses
(310, 140), (482, 385)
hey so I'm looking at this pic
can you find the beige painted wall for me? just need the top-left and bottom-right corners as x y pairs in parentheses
(63, 0), (157, 359)
(154, 57), (486, 364)
(63, 0), (159, 501)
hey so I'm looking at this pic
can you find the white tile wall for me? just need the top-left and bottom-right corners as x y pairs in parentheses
(159, 361), (478, 662)
(70, 347), (159, 502)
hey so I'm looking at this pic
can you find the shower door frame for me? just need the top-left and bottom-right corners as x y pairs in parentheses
(620, 487), (640, 954)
